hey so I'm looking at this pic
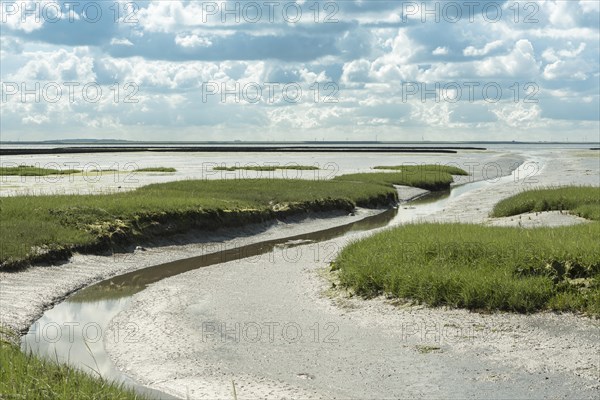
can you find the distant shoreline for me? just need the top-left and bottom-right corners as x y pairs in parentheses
(0, 146), (484, 155)
(1, 140), (598, 145)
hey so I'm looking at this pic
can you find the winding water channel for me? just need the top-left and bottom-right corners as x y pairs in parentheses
(21, 170), (520, 399)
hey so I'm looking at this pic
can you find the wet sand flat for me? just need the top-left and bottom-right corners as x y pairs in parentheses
(103, 150), (600, 398)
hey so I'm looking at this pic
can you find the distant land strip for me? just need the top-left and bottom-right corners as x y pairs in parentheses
(0, 146), (489, 156)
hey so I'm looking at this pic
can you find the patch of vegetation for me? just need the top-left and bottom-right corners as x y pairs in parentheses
(213, 165), (319, 171)
(0, 165), (80, 176)
(133, 167), (177, 173)
(0, 326), (144, 399)
(0, 164), (466, 269)
(0, 182), (388, 269)
(416, 345), (442, 354)
(335, 223), (600, 315)
(1, 167), (461, 269)
(335, 187), (600, 316)
(333, 169), (455, 191)
(373, 164), (469, 176)
(491, 186), (600, 221)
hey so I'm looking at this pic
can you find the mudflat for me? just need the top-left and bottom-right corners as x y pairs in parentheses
(103, 150), (599, 399)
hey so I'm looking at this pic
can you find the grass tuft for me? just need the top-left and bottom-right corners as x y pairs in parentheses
(336, 187), (600, 316)
(491, 186), (600, 221)
(133, 167), (177, 173)
(213, 165), (319, 171)
(0, 165), (80, 176)
(334, 170), (454, 191)
(373, 164), (469, 176)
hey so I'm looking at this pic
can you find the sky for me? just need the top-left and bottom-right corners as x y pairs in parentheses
(1, 0), (599, 142)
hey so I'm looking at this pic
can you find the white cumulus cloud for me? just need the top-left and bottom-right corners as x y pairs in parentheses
(463, 40), (503, 57)
(174, 34), (212, 48)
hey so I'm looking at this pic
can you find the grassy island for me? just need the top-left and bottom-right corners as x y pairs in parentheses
(334, 186), (600, 316)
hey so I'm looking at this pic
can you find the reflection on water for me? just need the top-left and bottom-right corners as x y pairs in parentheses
(20, 297), (163, 396)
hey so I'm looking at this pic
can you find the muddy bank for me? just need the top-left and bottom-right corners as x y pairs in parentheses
(104, 151), (600, 399)
(0, 207), (396, 335)
(0, 196), (382, 272)
(4, 176), (433, 336)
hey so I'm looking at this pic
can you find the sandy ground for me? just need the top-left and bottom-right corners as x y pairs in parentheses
(101, 150), (600, 398)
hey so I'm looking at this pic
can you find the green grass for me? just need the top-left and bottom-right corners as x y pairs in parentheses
(213, 165), (319, 171)
(492, 186), (600, 221)
(0, 165), (80, 176)
(133, 167), (177, 173)
(335, 187), (600, 316)
(0, 166), (177, 176)
(0, 167), (461, 269)
(415, 345), (442, 354)
(0, 178), (392, 268)
(333, 169), (456, 191)
(373, 164), (469, 176)
(0, 327), (144, 399)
